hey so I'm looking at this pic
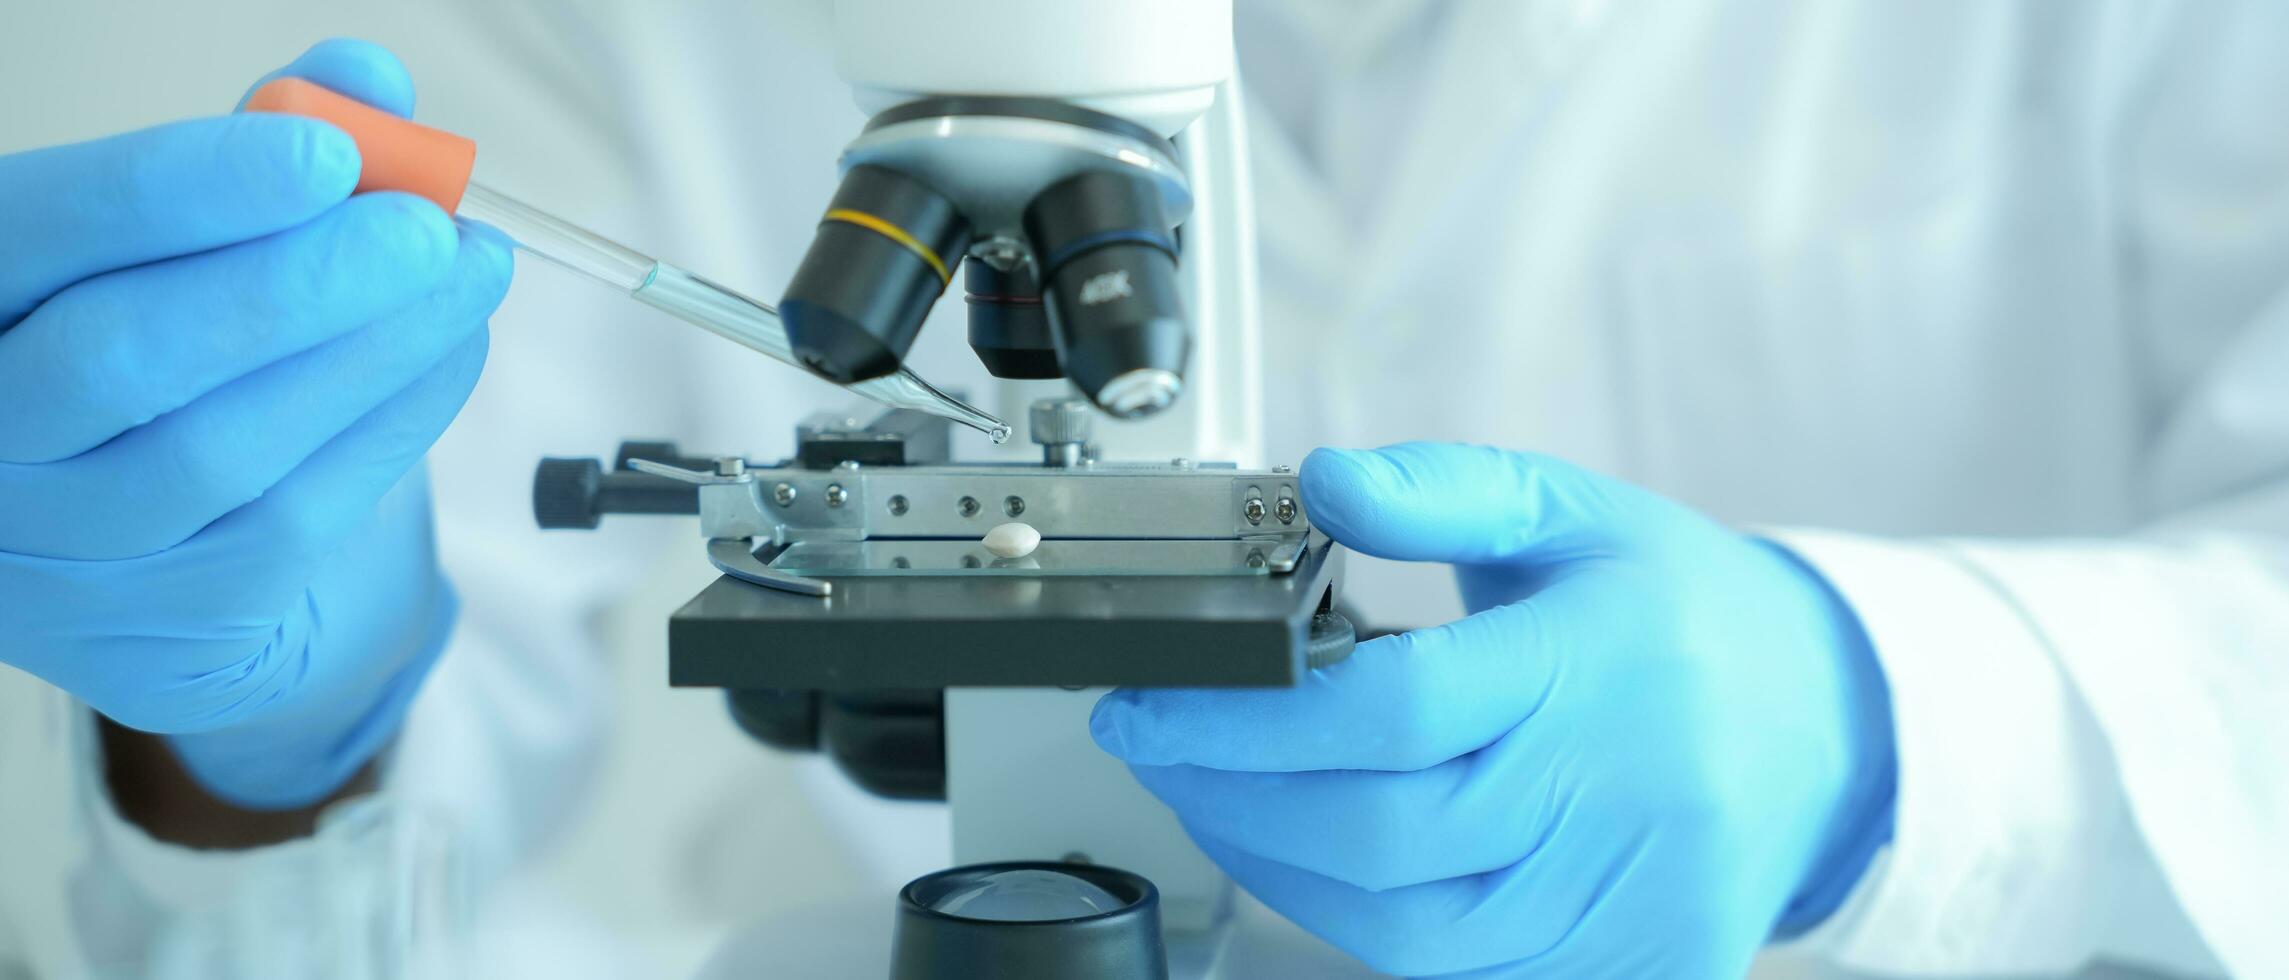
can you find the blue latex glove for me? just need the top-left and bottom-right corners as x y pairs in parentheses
(1093, 443), (1897, 977)
(0, 40), (511, 809)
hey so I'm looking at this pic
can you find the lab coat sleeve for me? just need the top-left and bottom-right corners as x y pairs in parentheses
(53, 615), (605, 978)
(0, 673), (74, 979)
(0, 515), (618, 978)
(1771, 6), (2289, 975)
(1770, 528), (2272, 978)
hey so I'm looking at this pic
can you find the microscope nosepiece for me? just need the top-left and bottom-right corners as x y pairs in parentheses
(964, 258), (1063, 379)
(781, 166), (972, 383)
(1023, 171), (1190, 418)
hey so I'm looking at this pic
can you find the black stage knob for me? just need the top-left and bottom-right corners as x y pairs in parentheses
(532, 457), (604, 530)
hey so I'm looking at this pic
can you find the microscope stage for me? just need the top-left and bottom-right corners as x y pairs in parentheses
(667, 535), (1342, 691)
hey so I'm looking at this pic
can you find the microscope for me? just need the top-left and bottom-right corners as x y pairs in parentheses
(535, 2), (1356, 975)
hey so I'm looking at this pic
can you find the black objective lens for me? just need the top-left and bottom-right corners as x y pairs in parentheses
(781, 165), (972, 383)
(1023, 171), (1188, 418)
(964, 258), (1061, 379)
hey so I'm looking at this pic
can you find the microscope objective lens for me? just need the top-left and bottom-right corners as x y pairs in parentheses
(630, 263), (1008, 442)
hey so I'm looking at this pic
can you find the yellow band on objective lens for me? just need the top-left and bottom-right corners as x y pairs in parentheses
(823, 208), (952, 284)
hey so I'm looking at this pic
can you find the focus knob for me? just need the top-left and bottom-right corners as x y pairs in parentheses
(1027, 398), (1094, 467)
(533, 457), (604, 530)
(1028, 398), (1094, 446)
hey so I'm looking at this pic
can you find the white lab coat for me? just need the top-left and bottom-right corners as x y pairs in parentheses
(1, 1), (2282, 977)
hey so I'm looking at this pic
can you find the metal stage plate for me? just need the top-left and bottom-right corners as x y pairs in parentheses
(767, 537), (1307, 577)
(669, 537), (1343, 691)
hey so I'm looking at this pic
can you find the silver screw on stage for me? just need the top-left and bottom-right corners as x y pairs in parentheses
(772, 483), (797, 507)
(1029, 398), (1094, 468)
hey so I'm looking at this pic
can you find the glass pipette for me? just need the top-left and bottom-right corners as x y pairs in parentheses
(242, 77), (1011, 443)
(454, 184), (1011, 442)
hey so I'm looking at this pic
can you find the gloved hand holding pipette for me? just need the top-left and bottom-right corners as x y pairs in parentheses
(0, 38), (1006, 813)
(0, 40), (507, 808)
(241, 72), (1010, 442)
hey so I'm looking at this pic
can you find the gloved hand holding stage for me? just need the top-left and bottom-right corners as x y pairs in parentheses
(1095, 442), (1900, 977)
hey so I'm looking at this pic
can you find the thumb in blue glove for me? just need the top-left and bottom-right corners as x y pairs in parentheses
(1092, 443), (1897, 977)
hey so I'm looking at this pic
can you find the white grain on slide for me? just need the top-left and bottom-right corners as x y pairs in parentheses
(982, 522), (1041, 559)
